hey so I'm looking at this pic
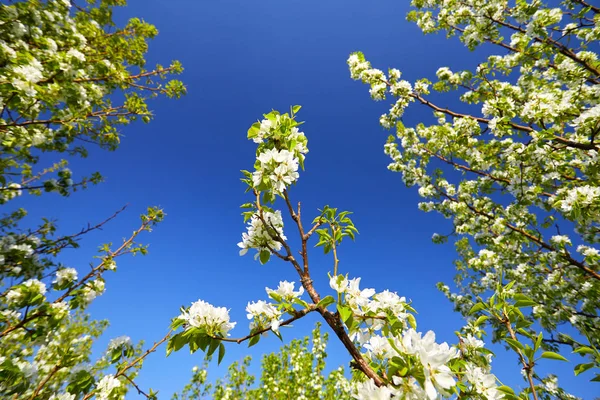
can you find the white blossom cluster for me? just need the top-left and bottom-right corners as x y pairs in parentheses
(246, 281), (305, 333)
(0, 183), (23, 204)
(178, 300), (236, 337)
(5, 278), (47, 305)
(330, 274), (503, 399)
(53, 267), (78, 287)
(246, 300), (282, 333)
(238, 210), (286, 258)
(107, 335), (133, 352)
(252, 148), (299, 193)
(246, 110), (308, 197)
(95, 374), (122, 400)
(266, 280), (304, 302)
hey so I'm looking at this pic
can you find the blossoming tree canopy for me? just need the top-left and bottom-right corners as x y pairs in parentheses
(2, 0), (600, 398)
(0, 0), (185, 204)
(0, 0), (184, 399)
(347, 0), (600, 395)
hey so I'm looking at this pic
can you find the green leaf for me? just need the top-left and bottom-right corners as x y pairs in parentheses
(292, 105), (302, 114)
(248, 334), (260, 348)
(535, 332), (543, 351)
(259, 250), (270, 265)
(514, 299), (537, 308)
(496, 386), (519, 400)
(207, 338), (219, 357)
(469, 302), (486, 315)
(497, 386), (515, 395)
(541, 351), (568, 362)
(292, 298), (310, 309)
(574, 362), (594, 376)
(318, 295), (335, 309)
(407, 314), (417, 330)
(247, 122), (260, 139)
(166, 332), (186, 356)
(573, 346), (595, 355)
(337, 304), (353, 323)
(218, 343), (226, 365)
(504, 338), (525, 352)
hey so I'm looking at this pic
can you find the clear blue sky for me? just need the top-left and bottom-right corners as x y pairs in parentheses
(13, 0), (594, 397)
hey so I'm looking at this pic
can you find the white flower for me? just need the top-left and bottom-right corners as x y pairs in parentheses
(23, 279), (47, 295)
(246, 300), (282, 332)
(50, 301), (69, 319)
(365, 335), (392, 358)
(346, 278), (375, 309)
(107, 335), (132, 352)
(368, 290), (406, 316)
(556, 185), (600, 214)
(53, 267), (78, 286)
(462, 334), (484, 349)
(353, 379), (393, 400)
(49, 394), (76, 400)
(237, 210), (286, 259)
(266, 280), (304, 301)
(96, 375), (121, 400)
(252, 148), (300, 193)
(577, 245), (599, 258)
(401, 329), (458, 399)
(329, 275), (348, 293)
(544, 376), (559, 394)
(11, 60), (44, 97)
(465, 365), (502, 400)
(66, 48), (86, 62)
(178, 300), (236, 336)
(550, 235), (571, 246)
(5, 289), (23, 305)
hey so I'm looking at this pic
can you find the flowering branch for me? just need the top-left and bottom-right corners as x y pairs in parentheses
(215, 306), (317, 344)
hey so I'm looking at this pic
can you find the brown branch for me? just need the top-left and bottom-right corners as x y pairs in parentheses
(501, 311), (539, 400)
(572, 0), (600, 13)
(436, 188), (600, 280)
(283, 190), (310, 275)
(304, 219), (324, 240)
(489, 16), (600, 78)
(72, 67), (175, 84)
(29, 364), (62, 400)
(254, 188), (384, 386)
(0, 214), (159, 338)
(254, 191), (303, 276)
(34, 205), (128, 255)
(421, 148), (556, 197)
(447, 22), (600, 85)
(122, 374), (152, 399)
(216, 307), (316, 344)
(410, 93), (599, 151)
(81, 331), (172, 400)
(115, 331), (171, 379)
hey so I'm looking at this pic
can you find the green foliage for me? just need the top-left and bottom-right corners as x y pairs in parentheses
(172, 323), (352, 400)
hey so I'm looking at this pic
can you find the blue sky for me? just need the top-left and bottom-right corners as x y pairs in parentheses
(12, 0), (595, 397)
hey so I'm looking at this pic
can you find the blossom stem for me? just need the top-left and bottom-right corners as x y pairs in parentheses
(215, 307), (317, 344)
(501, 311), (539, 400)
